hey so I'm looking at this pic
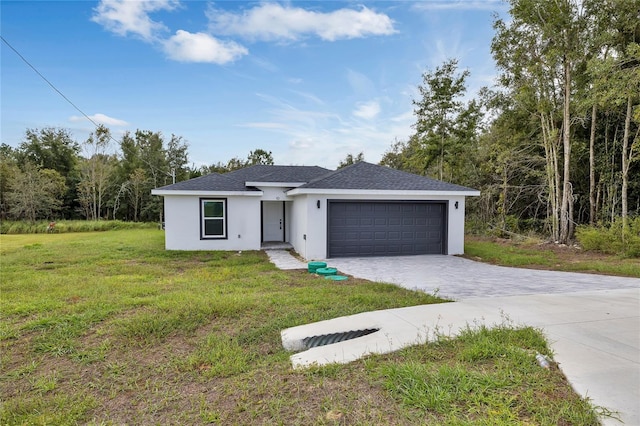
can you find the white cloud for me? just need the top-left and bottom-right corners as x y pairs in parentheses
(390, 109), (414, 123)
(289, 138), (314, 149)
(353, 100), (381, 120)
(92, 0), (179, 41)
(93, 0), (246, 65)
(69, 113), (129, 127)
(289, 90), (325, 105)
(346, 68), (375, 95)
(163, 30), (248, 64)
(250, 56), (279, 72)
(245, 92), (414, 168)
(207, 4), (396, 41)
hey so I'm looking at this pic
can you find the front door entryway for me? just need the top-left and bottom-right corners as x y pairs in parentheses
(262, 201), (284, 242)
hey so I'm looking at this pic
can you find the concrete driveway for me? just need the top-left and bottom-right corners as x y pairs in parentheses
(271, 252), (640, 425)
(327, 254), (640, 300)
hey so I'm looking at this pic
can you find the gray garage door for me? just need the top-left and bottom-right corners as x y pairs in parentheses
(328, 201), (446, 258)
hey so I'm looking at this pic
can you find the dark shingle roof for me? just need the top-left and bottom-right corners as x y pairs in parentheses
(224, 165), (331, 183)
(299, 162), (476, 192)
(154, 173), (259, 192)
(153, 162), (477, 193)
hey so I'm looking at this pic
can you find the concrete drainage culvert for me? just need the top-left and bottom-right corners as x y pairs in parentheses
(302, 328), (380, 349)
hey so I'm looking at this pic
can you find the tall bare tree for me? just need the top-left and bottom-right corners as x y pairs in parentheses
(78, 125), (115, 220)
(492, 0), (586, 243)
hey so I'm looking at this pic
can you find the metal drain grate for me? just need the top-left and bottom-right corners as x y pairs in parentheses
(302, 328), (380, 349)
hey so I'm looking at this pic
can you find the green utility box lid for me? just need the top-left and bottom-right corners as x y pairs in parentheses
(315, 267), (338, 276)
(307, 261), (327, 273)
(325, 275), (348, 281)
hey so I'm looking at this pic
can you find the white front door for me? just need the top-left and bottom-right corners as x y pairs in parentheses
(262, 202), (284, 242)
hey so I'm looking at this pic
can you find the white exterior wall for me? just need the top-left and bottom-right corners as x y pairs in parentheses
(284, 201), (293, 242)
(160, 190), (471, 257)
(289, 195), (309, 258)
(447, 195), (466, 255)
(257, 186), (293, 201)
(291, 193), (469, 260)
(163, 195), (261, 251)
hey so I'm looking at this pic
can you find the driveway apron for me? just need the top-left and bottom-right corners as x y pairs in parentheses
(327, 255), (639, 300)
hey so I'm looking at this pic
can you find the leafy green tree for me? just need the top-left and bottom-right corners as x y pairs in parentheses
(6, 162), (66, 221)
(412, 59), (481, 182)
(116, 130), (189, 222)
(247, 149), (274, 166)
(197, 162), (230, 175)
(586, 0), (640, 230)
(338, 152), (364, 169)
(198, 149), (275, 175)
(166, 134), (190, 183)
(15, 128), (81, 218)
(476, 91), (547, 232)
(379, 136), (423, 175)
(16, 128), (80, 175)
(0, 144), (19, 220)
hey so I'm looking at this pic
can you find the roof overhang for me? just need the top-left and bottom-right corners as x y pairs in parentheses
(246, 181), (306, 188)
(286, 188), (481, 197)
(151, 189), (263, 196)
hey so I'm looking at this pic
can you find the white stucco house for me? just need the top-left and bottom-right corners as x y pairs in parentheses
(151, 162), (480, 260)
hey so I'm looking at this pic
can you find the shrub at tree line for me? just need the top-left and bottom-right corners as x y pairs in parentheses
(0, 220), (157, 235)
(576, 218), (640, 258)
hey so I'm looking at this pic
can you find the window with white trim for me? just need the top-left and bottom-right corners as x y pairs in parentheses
(200, 199), (227, 239)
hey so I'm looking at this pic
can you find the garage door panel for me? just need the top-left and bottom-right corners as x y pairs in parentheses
(359, 245), (374, 255)
(328, 201), (446, 257)
(373, 231), (386, 240)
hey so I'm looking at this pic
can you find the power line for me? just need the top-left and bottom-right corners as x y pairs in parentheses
(1, 35), (103, 130)
(2, 35), (176, 183)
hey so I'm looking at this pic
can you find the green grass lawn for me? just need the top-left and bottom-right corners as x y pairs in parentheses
(465, 236), (640, 278)
(1, 230), (602, 424)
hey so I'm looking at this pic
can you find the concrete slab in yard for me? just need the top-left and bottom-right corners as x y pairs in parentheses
(283, 302), (509, 367)
(282, 288), (639, 425)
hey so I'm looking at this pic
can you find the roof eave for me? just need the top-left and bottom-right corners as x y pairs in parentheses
(151, 189), (263, 196)
(286, 188), (481, 196)
(246, 181), (306, 188)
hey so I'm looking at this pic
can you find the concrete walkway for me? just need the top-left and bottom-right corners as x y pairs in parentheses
(268, 251), (640, 425)
(265, 249), (307, 270)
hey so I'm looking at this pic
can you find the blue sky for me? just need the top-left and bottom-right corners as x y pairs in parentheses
(1, 1), (506, 169)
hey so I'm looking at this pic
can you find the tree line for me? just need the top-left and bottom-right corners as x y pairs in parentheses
(1, 0), (638, 244)
(381, 0), (639, 243)
(0, 126), (274, 223)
